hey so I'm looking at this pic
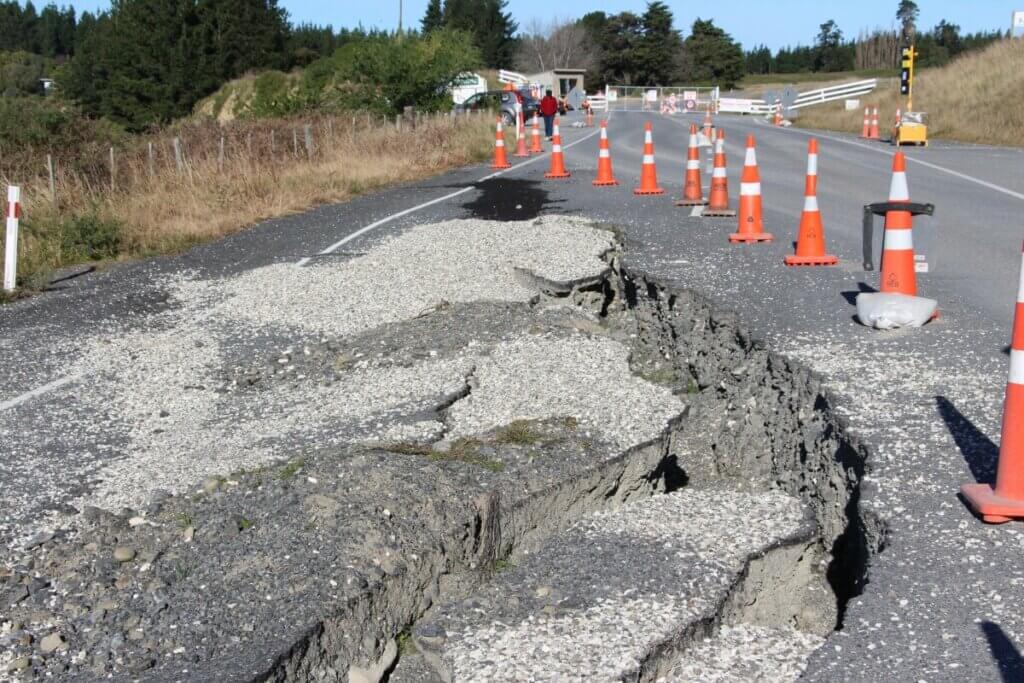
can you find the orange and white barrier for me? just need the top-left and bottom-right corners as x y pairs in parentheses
(704, 129), (734, 217)
(491, 119), (511, 169)
(529, 114), (543, 154)
(634, 122), (664, 195)
(961, 242), (1024, 522)
(785, 139), (837, 266)
(593, 120), (619, 186)
(729, 136), (772, 243)
(544, 116), (570, 179)
(676, 123), (706, 206)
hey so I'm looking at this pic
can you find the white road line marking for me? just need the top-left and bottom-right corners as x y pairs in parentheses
(690, 205), (704, 217)
(755, 118), (1024, 202)
(0, 373), (81, 412)
(299, 119), (607, 263)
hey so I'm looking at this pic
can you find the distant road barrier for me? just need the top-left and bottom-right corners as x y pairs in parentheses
(720, 78), (879, 115)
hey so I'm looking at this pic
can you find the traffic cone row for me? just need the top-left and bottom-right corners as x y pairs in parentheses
(868, 106), (881, 140)
(784, 138), (837, 266)
(544, 116), (570, 179)
(860, 107), (871, 138)
(513, 113), (529, 158)
(730, 135), (772, 243)
(634, 121), (664, 195)
(592, 120), (618, 186)
(961, 242), (1024, 523)
(703, 129), (735, 218)
(529, 114), (543, 154)
(675, 124), (706, 206)
(491, 119), (511, 169)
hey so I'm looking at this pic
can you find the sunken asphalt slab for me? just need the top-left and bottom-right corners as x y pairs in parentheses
(2, 110), (1024, 680)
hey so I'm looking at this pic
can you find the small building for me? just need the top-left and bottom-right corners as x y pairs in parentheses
(450, 72), (487, 104)
(527, 69), (587, 99)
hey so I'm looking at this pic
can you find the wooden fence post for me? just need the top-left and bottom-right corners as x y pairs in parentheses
(109, 147), (116, 192)
(270, 129), (276, 155)
(147, 142), (155, 177)
(292, 128), (299, 156)
(46, 154), (57, 208)
(173, 137), (184, 173)
(218, 135), (225, 171)
(303, 123), (313, 158)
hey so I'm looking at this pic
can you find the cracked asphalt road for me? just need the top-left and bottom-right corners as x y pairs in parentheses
(3, 109), (1024, 680)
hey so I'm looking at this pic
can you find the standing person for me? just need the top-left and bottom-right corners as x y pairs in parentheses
(540, 89), (558, 139)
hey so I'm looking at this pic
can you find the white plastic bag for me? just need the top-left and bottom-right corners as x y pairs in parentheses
(856, 292), (937, 329)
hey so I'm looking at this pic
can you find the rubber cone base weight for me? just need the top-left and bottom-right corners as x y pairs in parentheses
(674, 198), (708, 207)
(545, 171), (570, 179)
(784, 254), (838, 266)
(703, 208), (736, 217)
(961, 483), (1024, 523)
(729, 233), (773, 243)
(634, 188), (665, 196)
(593, 179), (619, 186)
(492, 162), (511, 169)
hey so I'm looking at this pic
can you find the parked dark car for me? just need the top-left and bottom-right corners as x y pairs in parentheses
(454, 90), (540, 125)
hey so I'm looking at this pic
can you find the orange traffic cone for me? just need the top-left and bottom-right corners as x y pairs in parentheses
(961, 242), (1024, 522)
(773, 105), (782, 126)
(891, 108), (902, 143)
(704, 128), (735, 217)
(634, 122), (664, 195)
(702, 106), (713, 141)
(529, 114), (543, 154)
(544, 116), (570, 179)
(785, 139), (837, 266)
(860, 107), (871, 138)
(676, 123), (706, 206)
(586, 109), (594, 127)
(869, 106), (880, 140)
(729, 135), (773, 243)
(491, 118), (511, 169)
(878, 152), (917, 295)
(592, 120), (619, 186)
(513, 113), (529, 157)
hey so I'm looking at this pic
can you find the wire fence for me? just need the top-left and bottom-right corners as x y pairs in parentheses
(604, 86), (720, 114)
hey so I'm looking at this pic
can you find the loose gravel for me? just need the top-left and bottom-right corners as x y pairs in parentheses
(663, 624), (824, 682)
(416, 488), (812, 682)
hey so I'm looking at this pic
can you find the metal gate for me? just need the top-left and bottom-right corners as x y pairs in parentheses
(605, 86), (720, 114)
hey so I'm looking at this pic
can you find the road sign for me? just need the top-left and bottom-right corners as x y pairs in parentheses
(684, 99), (696, 110)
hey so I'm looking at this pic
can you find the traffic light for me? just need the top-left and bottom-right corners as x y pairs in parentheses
(900, 47), (913, 96)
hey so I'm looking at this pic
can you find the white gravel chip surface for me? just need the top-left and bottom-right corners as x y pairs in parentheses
(5, 217), (634, 521)
(432, 489), (810, 682)
(447, 335), (684, 450)
(663, 624), (824, 682)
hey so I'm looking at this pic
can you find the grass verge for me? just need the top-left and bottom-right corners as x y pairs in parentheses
(793, 39), (1024, 146)
(0, 112), (495, 296)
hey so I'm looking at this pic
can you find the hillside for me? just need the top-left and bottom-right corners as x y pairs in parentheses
(794, 38), (1024, 146)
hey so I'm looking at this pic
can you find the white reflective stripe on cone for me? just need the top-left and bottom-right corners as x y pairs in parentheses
(715, 141), (724, 154)
(740, 182), (761, 195)
(645, 131), (653, 143)
(686, 160), (700, 169)
(889, 172), (909, 201)
(552, 145), (562, 153)
(744, 147), (757, 165)
(883, 228), (914, 250)
(803, 195), (819, 211)
(643, 154), (655, 164)
(713, 167), (727, 177)
(495, 140), (504, 147)
(599, 149), (610, 158)
(807, 154), (818, 176)
(688, 135), (698, 147)
(1010, 349), (1024, 385)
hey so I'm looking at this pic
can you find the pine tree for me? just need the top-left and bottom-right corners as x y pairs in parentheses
(421, 0), (442, 34)
(442, 0), (516, 68)
(680, 19), (743, 86)
(634, 1), (681, 85)
(897, 0), (918, 42)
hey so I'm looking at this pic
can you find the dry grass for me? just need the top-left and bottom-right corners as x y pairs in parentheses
(794, 39), (1024, 146)
(1, 111), (494, 294)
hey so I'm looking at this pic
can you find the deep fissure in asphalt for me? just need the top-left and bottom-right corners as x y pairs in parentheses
(290, 240), (885, 680)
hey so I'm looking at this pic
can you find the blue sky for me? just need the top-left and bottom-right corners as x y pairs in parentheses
(69, 1), (1013, 51)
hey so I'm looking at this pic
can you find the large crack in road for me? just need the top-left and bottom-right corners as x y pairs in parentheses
(0, 217), (880, 681)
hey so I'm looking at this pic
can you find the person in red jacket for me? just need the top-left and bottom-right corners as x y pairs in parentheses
(539, 89), (558, 139)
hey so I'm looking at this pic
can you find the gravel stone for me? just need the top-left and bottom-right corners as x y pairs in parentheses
(662, 624), (824, 682)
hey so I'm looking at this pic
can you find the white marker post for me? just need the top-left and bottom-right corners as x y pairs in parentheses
(3, 185), (20, 292)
